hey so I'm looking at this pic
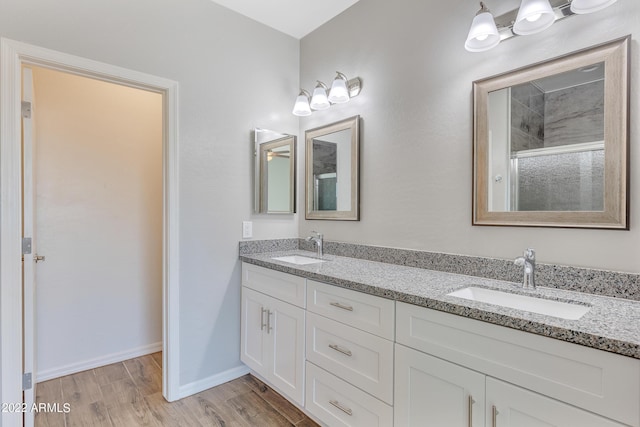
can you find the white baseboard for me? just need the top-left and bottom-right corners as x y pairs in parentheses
(177, 364), (250, 399)
(36, 342), (163, 382)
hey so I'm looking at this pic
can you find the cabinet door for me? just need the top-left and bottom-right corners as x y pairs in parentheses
(486, 378), (625, 427)
(395, 344), (485, 427)
(240, 287), (269, 375)
(269, 296), (305, 406)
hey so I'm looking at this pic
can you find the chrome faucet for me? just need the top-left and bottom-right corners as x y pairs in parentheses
(306, 231), (324, 258)
(514, 248), (536, 290)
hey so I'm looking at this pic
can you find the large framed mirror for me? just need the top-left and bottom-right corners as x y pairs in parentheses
(473, 36), (629, 229)
(305, 116), (360, 220)
(254, 128), (296, 214)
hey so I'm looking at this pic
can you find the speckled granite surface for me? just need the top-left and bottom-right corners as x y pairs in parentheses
(241, 239), (640, 301)
(240, 248), (640, 360)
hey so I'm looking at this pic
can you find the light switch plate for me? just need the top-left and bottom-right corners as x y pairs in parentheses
(242, 221), (253, 239)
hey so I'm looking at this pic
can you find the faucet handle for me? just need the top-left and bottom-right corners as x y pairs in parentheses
(310, 230), (323, 238)
(524, 248), (535, 260)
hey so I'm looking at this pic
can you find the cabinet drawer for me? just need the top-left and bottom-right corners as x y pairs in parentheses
(306, 312), (394, 404)
(396, 302), (640, 427)
(307, 280), (395, 339)
(242, 262), (305, 307)
(305, 362), (393, 427)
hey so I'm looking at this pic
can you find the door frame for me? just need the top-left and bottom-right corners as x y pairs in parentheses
(0, 38), (181, 426)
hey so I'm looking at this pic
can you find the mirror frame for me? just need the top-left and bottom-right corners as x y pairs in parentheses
(473, 36), (630, 229)
(305, 115), (360, 220)
(254, 130), (296, 214)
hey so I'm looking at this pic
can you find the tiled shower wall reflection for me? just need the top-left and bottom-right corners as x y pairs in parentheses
(511, 80), (605, 211)
(510, 80), (604, 152)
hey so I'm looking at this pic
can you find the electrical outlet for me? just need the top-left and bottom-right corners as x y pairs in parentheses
(242, 221), (253, 239)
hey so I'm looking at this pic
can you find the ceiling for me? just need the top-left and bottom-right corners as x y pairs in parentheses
(209, 0), (360, 39)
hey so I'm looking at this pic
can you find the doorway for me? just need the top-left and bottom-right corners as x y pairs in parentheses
(25, 65), (163, 381)
(1, 38), (180, 427)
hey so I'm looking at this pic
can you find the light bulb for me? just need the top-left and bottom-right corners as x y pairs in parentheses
(292, 90), (311, 117)
(526, 13), (542, 22)
(328, 73), (350, 104)
(513, 0), (555, 35)
(310, 82), (330, 110)
(465, 3), (500, 52)
(570, 0), (617, 14)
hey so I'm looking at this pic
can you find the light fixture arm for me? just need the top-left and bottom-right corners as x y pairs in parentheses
(298, 89), (311, 99)
(477, 1), (491, 15)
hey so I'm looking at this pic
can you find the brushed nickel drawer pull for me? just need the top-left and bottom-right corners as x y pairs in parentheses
(330, 301), (354, 311)
(468, 395), (475, 427)
(492, 405), (498, 427)
(328, 344), (352, 357)
(260, 307), (267, 331)
(266, 309), (273, 334)
(329, 399), (353, 416)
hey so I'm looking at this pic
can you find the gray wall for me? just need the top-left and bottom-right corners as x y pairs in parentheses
(299, 0), (640, 274)
(0, 0), (299, 388)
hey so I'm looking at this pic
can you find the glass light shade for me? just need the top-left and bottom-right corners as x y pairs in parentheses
(513, 0), (555, 35)
(328, 78), (350, 104)
(570, 0), (617, 14)
(310, 86), (330, 110)
(465, 11), (500, 52)
(292, 94), (312, 116)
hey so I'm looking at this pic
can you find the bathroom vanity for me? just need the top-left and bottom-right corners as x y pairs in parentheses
(239, 250), (640, 427)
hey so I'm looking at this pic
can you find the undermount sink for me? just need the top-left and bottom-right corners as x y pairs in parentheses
(272, 255), (326, 265)
(447, 286), (590, 320)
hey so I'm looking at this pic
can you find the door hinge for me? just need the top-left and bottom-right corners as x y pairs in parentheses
(22, 237), (32, 255)
(23, 372), (32, 390)
(21, 101), (32, 119)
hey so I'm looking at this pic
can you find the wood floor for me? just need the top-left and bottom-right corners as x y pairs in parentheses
(35, 352), (319, 427)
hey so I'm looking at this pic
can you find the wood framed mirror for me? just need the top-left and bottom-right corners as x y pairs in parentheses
(473, 36), (629, 229)
(305, 116), (360, 220)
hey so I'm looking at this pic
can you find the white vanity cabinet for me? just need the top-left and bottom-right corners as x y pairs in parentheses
(241, 264), (306, 406)
(305, 280), (395, 426)
(396, 302), (640, 427)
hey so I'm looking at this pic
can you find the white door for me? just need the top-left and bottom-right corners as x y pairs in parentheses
(22, 66), (37, 427)
(486, 378), (624, 427)
(269, 296), (305, 406)
(240, 287), (269, 373)
(394, 344), (485, 427)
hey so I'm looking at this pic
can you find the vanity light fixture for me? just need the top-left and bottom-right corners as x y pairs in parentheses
(292, 71), (362, 116)
(570, 0), (618, 14)
(310, 81), (330, 110)
(292, 89), (312, 117)
(464, 0), (619, 52)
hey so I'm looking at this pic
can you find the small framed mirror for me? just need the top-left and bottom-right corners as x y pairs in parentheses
(254, 129), (296, 214)
(305, 116), (360, 220)
(473, 37), (629, 229)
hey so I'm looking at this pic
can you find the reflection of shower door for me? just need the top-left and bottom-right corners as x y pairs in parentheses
(510, 142), (604, 211)
(314, 173), (337, 211)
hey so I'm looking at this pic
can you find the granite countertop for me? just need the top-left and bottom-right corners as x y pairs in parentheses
(240, 250), (640, 360)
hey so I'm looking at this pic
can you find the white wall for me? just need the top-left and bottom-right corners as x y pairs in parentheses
(299, 0), (640, 274)
(0, 0), (299, 389)
(31, 66), (162, 380)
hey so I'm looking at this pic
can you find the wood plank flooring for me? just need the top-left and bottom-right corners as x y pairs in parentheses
(35, 353), (319, 427)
